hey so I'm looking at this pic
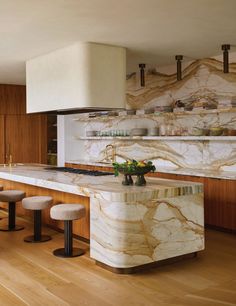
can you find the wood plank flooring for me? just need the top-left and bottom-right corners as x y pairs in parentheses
(0, 210), (235, 306)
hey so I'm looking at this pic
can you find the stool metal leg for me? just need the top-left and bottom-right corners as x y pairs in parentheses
(34, 210), (42, 241)
(24, 210), (51, 243)
(53, 220), (85, 258)
(65, 220), (73, 256)
(9, 201), (16, 229)
(0, 202), (24, 232)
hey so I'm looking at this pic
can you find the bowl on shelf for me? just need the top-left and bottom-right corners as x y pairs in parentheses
(209, 127), (224, 136)
(148, 127), (159, 136)
(190, 128), (205, 136)
(86, 130), (97, 137)
(130, 128), (148, 136)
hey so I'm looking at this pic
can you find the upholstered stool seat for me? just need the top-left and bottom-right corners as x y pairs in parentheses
(22, 196), (53, 243)
(0, 190), (25, 231)
(50, 204), (86, 221)
(50, 204), (86, 258)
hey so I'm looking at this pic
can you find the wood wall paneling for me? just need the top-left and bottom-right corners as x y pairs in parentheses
(0, 84), (48, 164)
(5, 115), (47, 164)
(0, 84), (26, 114)
(0, 115), (5, 163)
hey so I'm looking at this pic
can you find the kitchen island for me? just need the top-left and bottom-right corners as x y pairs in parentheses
(0, 165), (204, 273)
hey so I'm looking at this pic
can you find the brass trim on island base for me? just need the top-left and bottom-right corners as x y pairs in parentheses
(95, 252), (198, 274)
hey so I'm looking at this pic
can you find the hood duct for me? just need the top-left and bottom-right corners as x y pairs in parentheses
(26, 42), (126, 113)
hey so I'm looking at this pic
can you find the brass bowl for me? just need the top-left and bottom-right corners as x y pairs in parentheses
(209, 127), (224, 136)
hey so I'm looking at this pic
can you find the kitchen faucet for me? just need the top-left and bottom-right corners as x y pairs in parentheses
(105, 144), (116, 163)
(5, 154), (13, 168)
(5, 144), (14, 167)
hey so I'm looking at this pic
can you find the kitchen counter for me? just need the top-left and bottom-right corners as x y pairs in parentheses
(66, 159), (236, 180)
(0, 164), (204, 272)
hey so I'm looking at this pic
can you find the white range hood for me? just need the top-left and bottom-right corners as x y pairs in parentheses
(26, 42), (126, 113)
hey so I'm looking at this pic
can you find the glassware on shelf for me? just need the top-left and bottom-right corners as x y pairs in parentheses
(159, 124), (166, 136)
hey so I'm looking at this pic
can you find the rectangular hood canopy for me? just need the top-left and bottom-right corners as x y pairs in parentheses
(26, 42), (126, 113)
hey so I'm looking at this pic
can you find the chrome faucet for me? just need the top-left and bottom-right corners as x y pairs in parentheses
(105, 144), (116, 163)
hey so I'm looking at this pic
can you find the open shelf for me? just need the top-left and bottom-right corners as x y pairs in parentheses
(75, 136), (236, 141)
(73, 107), (236, 122)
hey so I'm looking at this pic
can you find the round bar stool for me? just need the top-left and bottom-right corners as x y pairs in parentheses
(0, 190), (25, 231)
(22, 196), (53, 243)
(50, 204), (86, 258)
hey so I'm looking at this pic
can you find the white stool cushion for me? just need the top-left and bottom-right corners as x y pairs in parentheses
(22, 196), (53, 210)
(50, 204), (86, 221)
(0, 190), (25, 202)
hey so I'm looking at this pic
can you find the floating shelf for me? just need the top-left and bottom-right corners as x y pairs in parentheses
(75, 136), (236, 141)
(73, 107), (236, 122)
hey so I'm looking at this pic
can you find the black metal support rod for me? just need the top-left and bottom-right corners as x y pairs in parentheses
(8, 202), (16, 229)
(222, 44), (230, 73)
(139, 63), (146, 87)
(34, 210), (42, 241)
(64, 220), (73, 256)
(175, 55), (183, 81)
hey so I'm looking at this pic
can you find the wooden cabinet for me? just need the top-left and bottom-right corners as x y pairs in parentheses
(0, 84), (26, 114)
(154, 173), (236, 232)
(204, 178), (236, 232)
(5, 115), (47, 164)
(0, 115), (5, 163)
(0, 84), (47, 164)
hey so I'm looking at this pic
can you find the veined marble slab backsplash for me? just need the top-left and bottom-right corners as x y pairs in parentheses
(126, 58), (236, 109)
(61, 56), (236, 172)
(83, 139), (236, 171)
(63, 110), (236, 172)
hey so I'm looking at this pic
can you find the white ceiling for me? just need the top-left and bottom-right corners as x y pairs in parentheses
(0, 0), (236, 84)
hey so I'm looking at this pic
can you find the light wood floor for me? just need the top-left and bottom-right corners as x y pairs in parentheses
(0, 210), (235, 306)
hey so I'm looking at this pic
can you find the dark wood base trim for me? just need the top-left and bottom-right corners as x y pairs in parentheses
(95, 252), (198, 274)
(205, 224), (236, 234)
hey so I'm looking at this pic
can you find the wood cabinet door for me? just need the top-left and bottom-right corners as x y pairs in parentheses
(204, 178), (236, 231)
(0, 115), (5, 163)
(5, 114), (47, 164)
(0, 85), (26, 114)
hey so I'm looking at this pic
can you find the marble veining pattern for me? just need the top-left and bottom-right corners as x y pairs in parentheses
(63, 57), (236, 176)
(70, 110), (236, 172)
(90, 193), (204, 268)
(82, 138), (236, 171)
(126, 58), (236, 109)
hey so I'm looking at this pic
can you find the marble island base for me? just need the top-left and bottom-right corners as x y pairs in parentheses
(90, 192), (204, 271)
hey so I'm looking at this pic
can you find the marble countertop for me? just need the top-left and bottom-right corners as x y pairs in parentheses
(0, 164), (202, 201)
(66, 160), (236, 180)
